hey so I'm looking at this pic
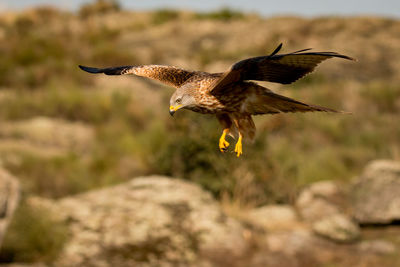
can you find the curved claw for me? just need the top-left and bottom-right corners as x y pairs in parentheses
(234, 135), (243, 157)
(219, 139), (230, 152)
(219, 129), (230, 153)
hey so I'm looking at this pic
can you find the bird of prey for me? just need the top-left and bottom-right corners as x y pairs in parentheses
(79, 43), (353, 157)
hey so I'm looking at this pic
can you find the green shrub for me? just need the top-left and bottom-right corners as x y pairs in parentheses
(0, 200), (68, 263)
(152, 9), (180, 25)
(195, 8), (244, 21)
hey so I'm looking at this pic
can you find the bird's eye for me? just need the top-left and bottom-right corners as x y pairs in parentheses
(176, 98), (182, 104)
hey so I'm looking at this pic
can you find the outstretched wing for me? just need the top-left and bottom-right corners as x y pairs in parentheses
(79, 65), (197, 88)
(210, 43), (354, 94)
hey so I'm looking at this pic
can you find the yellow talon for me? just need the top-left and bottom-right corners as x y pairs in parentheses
(234, 135), (243, 157)
(219, 129), (230, 152)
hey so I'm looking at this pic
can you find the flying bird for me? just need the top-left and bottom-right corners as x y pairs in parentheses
(79, 43), (354, 157)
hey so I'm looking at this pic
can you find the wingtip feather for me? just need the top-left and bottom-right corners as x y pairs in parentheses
(347, 56), (357, 61)
(269, 43), (283, 57)
(78, 65), (103, 74)
(313, 52), (356, 61)
(331, 53), (356, 61)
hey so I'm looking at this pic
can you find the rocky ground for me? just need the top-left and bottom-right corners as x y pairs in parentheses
(1, 160), (399, 266)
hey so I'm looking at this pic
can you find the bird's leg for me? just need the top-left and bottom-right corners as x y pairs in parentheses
(234, 133), (243, 157)
(219, 128), (230, 152)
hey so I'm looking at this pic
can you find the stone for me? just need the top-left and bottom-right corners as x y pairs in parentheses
(358, 240), (396, 255)
(312, 214), (360, 243)
(52, 176), (248, 266)
(351, 160), (400, 224)
(296, 180), (345, 222)
(0, 167), (20, 247)
(247, 205), (300, 231)
(265, 229), (315, 255)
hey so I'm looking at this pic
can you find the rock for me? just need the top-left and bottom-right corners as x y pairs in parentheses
(296, 180), (346, 222)
(358, 240), (396, 255)
(52, 176), (248, 267)
(0, 167), (20, 247)
(265, 229), (316, 255)
(312, 214), (360, 243)
(0, 117), (94, 157)
(247, 205), (301, 231)
(351, 160), (400, 224)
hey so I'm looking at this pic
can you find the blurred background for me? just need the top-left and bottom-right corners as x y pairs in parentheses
(4, 0), (400, 17)
(0, 0), (399, 266)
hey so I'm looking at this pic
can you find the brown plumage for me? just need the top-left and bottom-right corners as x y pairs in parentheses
(79, 43), (354, 157)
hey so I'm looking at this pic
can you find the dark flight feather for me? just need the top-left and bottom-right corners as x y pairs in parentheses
(210, 44), (355, 94)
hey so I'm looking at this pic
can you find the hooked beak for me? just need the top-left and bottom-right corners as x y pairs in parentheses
(169, 105), (182, 116)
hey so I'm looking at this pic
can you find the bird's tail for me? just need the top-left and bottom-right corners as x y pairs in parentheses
(249, 90), (349, 115)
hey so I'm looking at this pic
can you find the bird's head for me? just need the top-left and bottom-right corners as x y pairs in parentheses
(169, 86), (196, 116)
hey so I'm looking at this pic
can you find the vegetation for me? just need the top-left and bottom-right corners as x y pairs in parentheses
(152, 9), (180, 25)
(79, 0), (121, 18)
(195, 8), (245, 21)
(0, 5), (399, 263)
(0, 200), (68, 263)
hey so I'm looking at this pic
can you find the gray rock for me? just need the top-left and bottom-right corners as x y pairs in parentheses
(296, 180), (345, 222)
(352, 160), (400, 224)
(247, 205), (300, 231)
(0, 167), (20, 247)
(358, 240), (396, 255)
(312, 214), (360, 243)
(265, 229), (315, 255)
(52, 176), (248, 267)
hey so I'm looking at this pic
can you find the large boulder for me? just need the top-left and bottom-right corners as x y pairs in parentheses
(50, 176), (248, 267)
(296, 180), (360, 242)
(351, 160), (400, 224)
(296, 180), (346, 222)
(0, 167), (20, 247)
